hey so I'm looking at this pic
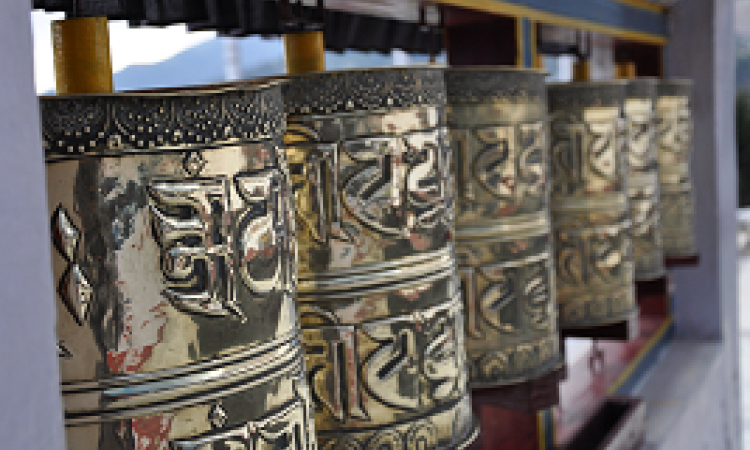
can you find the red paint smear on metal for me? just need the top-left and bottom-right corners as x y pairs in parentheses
(107, 303), (168, 374)
(132, 415), (174, 450)
(409, 232), (431, 252)
(107, 345), (156, 374)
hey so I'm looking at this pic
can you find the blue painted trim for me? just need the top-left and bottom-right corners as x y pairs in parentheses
(611, 321), (674, 395)
(541, 408), (554, 449)
(499, 0), (666, 37)
(521, 17), (533, 67)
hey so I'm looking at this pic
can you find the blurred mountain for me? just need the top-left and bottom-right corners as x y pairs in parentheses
(109, 36), (435, 92)
(112, 36), (284, 91)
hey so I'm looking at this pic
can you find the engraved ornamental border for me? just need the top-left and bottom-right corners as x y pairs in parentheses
(445, 68), (546, 105)
(547, 81), (627, 111)
(281, 67), (447, 116)
(41, 84), (285, 161)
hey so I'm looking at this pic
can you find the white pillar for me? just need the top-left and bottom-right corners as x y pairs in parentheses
(665, 0), (740, 447)
(223, 36), (242, 81)
(589, 33), (614, 81)
(0, 2), (65, 449)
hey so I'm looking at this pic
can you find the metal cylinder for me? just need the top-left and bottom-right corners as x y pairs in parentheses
(624, 79), (665, 280)
(547, 82), (637, 329)
(42, 84), (317, 450)
(656, 80), (695, 258)
(445, 68), (561, 387)
(281, 67), (479, 450)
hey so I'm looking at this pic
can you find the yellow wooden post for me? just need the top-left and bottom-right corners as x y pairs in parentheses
(283, 31), (326, 74)
(534, 54), (545, 70)
(616, 62), (637, 79)
(516, 17), (524, 68)
(52, 16), (113, 94)
(531, 20), (542, 69)
(572, 60), (591, 81)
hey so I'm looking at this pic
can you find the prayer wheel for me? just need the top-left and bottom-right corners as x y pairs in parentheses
(42, 84), (317, 450)
(547, 82), (637, 329)
(656, 80), (696, 258)
(624, 79), (665, 280)
(445, 67), (562, 387)
(282, 67), (480, 450)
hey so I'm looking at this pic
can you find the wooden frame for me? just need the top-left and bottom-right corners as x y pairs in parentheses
(435, 0), (667, 45)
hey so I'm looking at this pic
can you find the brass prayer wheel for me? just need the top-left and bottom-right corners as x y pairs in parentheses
(42, 84), (317, 450)
(656, 80), (696, 258)
(624, 79), (665, 280)
(281, 67), (479, 450)
(547, 82), (637, 329)
(445, 68), (561, 387)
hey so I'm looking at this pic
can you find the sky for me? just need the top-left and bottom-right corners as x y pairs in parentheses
(31, 11), (216, 94)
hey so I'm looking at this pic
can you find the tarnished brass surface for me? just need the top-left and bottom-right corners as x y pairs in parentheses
(624, 79), (665, 281)
(445, 68), (561, 387)
(656, 80), (695, 258)
(281, 67), (479, 450)
(547, 82), (637, 329)
(42, 84), (317, 450)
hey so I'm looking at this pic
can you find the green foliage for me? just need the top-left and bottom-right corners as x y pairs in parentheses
(737, 90), (750, 206)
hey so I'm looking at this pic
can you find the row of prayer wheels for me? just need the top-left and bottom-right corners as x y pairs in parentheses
(42, 66), (693, 450)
